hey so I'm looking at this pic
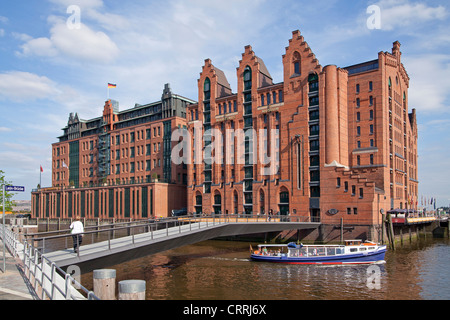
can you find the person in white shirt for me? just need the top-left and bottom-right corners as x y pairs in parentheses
(70, 217), (84, 253)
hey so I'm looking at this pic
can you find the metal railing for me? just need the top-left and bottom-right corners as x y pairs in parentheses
(25, 214), (319, 256)
(1, 224), (99, 300)
(22, 241), (99, 300)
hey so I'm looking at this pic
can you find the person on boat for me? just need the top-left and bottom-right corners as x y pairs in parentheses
(262, 247), (268, 255)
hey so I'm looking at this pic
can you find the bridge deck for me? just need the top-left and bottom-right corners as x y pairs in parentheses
(43, 219), (320, 273)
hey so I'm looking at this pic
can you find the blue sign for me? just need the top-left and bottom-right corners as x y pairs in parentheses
(5, 186), (25, 192)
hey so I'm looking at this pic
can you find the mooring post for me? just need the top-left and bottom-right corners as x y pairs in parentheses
(118, 280), (146, 300)
(381, 214), (386, 245)
(93, 269), (116, 300)
(387, 214), (395, 250)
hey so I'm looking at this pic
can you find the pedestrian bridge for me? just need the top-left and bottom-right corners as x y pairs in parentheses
(27, 215), (320, 274)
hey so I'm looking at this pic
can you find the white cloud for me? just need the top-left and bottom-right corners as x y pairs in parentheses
(0, 71), (60, 102)
(375, 0), (447, 31)
(0, 127), (12, 132)
(405, 54), (450, 113)
(17, 15), (119, 64)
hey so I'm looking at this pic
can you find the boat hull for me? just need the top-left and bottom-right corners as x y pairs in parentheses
(251, 247), (386, 265)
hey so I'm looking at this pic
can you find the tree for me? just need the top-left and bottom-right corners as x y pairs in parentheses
(0, 170), (15, 212)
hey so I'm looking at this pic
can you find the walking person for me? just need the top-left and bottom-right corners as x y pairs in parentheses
(70, 216), (84, 253)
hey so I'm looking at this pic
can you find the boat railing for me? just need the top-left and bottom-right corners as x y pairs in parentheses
(255, 244), (346, 258)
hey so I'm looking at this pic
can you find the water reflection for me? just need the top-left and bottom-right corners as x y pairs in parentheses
(81, 237), (449, 300)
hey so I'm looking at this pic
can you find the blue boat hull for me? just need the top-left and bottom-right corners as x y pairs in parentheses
(251, 247), (386, 265)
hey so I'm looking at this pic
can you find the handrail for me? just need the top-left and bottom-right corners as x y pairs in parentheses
(1, 224), (99, 300)
(26, 214), (318, 255)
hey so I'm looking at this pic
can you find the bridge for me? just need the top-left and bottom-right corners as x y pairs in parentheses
(26, 215), (320, 274)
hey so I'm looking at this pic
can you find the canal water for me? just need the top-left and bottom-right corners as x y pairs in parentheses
(81, 237), (450, 300)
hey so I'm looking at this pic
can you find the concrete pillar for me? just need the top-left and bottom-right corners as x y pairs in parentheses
(93, 269), (116, 300)
(118, 280), (146, 300)
(324, 65), (339, 165)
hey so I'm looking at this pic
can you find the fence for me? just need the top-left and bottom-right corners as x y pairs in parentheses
(0, 224), (99, 300)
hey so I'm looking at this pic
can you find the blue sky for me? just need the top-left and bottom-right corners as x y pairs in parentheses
(0, 0), (449, 208)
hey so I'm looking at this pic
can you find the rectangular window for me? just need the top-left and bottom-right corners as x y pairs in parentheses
(370, 154), (374, 165)
(352, 185), (356, 196)
(356, 84), (360, 94)
(357, 126), (361, 136)
(337, 177), (341, 188)
(347, 208), (352, 215)
(354, 208), (358, 215)
(344, 181), (348, 192)
(370, 124), (374, 134)
(359, 188), (364, 199)
(369, 81), (373, 91)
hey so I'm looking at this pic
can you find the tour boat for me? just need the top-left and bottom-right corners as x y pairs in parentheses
(250, 240), (386, 265)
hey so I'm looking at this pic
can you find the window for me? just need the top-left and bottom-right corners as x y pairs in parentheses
(370, 124), (374, 134)
(356, 112), (360, 122)
(344, 181), (348, 192)
(292, 51), (301, 76)
(370, 110), (374, 121)
(357, 126), (361, 136)
(337, 177), (341, 188)
(204, 78), (211, 100)
(370, 154), (374, 165)
(359, 188), (364, 199)
(347, 208), (352, 215)
(370, 96), (374, 106)
(369, 81), (373, 91)
(370, 139), (374, 147)
(357, 155), (361, 166)
(356, 84), (360, 94)
(356, 98), (360, 108)
(352, 185), (356, 196)
(244, 66), (252, 91)
(353, 208), (358, 215)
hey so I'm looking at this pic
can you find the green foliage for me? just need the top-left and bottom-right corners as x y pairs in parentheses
(0, 170), (15, 212)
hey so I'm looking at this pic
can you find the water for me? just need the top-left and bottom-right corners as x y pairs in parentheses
(81, 237), (450, 300)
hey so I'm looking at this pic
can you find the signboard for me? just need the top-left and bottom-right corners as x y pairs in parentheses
(5, 186), (25, 192)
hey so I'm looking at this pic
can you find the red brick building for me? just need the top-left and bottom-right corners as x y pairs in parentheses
(186, 30), (419, 238)
(32, 84), (194, 219)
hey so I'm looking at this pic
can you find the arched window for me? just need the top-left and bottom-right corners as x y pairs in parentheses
(259, 189), (265, 215)
(204, 78), (211, 101)
(279, 188), (290, 216)
(292, 51), (301, 76)
(195, 193), (203, 215)
(243, 66), (252, 91)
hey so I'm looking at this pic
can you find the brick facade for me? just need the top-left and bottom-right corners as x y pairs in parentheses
(187, 30), (419, 229)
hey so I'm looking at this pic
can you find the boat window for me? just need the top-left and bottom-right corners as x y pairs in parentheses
(350, 248), (358, 252)
(359, 248), (367, 251)
(368, 247), (375, 250)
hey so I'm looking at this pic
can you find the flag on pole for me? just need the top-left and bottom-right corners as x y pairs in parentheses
(40, 165), (43, 173)
(108, 83), (117, 88)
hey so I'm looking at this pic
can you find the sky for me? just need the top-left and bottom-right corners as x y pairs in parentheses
(0, 0), (449, 208)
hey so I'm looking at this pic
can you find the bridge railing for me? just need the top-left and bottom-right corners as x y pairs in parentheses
(24, 214), (318, 255)
(1, 224), (99, 300)
(22, 241), (99, 300)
